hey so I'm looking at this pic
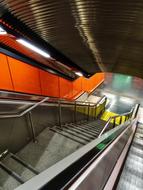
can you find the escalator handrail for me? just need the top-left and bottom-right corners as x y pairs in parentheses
(14, 116), (135, 190)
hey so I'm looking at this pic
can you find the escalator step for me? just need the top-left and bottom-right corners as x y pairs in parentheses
(117, 171), (143, 190)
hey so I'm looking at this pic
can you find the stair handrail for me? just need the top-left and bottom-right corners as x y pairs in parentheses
(0, 95), (107, 119)
(0, 97), (49, 119)
(0, 95), (107, 142)
(98, 104), (139, 138)
(49, 95), (106, 107)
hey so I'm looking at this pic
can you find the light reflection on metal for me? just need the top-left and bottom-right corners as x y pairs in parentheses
(71, 0), (106, 71)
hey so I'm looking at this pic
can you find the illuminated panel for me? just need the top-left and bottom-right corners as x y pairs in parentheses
(112, 74), (132, 92)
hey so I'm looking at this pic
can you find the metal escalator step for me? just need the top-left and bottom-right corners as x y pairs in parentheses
(117, 172), (143, 190)
(124, 165), (143, 179)
(134, 138), (143, 146)
(117, 154), (143, 190)
(136, 129), (143, 134)
(117, 123), (143, 190)
(132, 142), (143, 150)
(125, 154), (143, 167)
(130, 149), (143, 159)
(130, 148), (143, 158)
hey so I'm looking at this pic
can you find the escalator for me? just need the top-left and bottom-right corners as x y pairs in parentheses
(0, 90), (139, 190)
(116, 122), (143, 190)
(7, 104), (137, 190)
(0, 118), (113, 190)
(0, 91), (109, 190)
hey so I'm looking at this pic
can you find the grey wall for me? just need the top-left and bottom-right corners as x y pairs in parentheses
(0, 103), (89, 154)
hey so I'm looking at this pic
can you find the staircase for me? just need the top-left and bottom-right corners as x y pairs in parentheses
(0, 151), (38, 190)
(0, 118), (113, 190)
(51, 119), (113, 145)
(116, 122), (143, 190)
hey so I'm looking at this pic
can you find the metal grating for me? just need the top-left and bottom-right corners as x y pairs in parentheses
(0, 1), (143, 77)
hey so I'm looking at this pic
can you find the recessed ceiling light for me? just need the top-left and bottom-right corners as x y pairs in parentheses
(16, 39), (50, 58)
(0, 26), (7, 35)
(75, 71), (83, 77)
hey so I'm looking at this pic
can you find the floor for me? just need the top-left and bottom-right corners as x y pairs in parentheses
(93, 73), (142, 114)
(0, 126), (81, 190)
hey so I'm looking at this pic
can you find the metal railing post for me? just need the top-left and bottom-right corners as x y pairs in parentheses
(74, 102), (77, 123)
(119, 116), (122, 124)
(27, 112), (37, 143)
(87, 103), (90, 121)
(113, 118), (116, 128)
(58, 101), (62, 128)
(92, 106), (94, 120)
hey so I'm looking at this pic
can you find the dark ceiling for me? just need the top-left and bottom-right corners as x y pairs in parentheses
(0, 0), (143, 78)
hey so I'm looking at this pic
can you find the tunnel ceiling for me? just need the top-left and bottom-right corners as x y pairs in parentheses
(0, 0), (143, 78)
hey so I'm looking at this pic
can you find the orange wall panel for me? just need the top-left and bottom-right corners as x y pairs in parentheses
(59, 77), (73, 98)
(0, 51), (105, 98)
(40, 70), (60, 97)
(0, 53), (13, 91)
(89, 73), (104, 91)
(72, 77), (82, 97)
(81, 77), (90, 92)
(7, 56), (41, 95)
(82, 73), (105, 93)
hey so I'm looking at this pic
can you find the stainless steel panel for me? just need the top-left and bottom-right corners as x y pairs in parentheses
(75, 126), (133, 190)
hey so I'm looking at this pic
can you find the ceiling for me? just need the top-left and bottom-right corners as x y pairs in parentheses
(0, 0), (143, 78)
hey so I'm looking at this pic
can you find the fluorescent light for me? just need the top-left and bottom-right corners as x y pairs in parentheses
(16, 39), (50, 58)
(75, 71), (83, 77)
(0, 26), (7, 35)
